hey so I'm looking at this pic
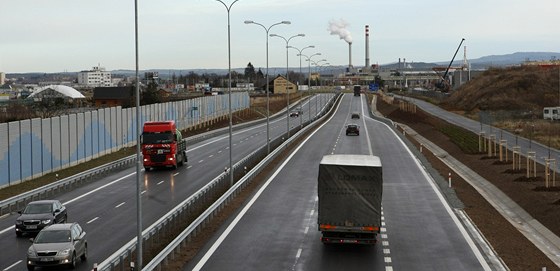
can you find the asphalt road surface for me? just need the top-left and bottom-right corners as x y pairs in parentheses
(0, 94), (333, 271)
(185, 93), (490, 271)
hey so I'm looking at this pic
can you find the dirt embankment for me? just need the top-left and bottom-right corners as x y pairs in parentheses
(376, 98), (559, 270)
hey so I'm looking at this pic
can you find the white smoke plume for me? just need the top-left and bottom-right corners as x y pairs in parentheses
(327, 19), (353, 44)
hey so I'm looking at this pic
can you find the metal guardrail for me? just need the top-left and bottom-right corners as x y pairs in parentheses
(141, 94), (339, 271)
(0, 100), (302, 217)
(98, 93), (339, 271)
(0, 156), (135, 216)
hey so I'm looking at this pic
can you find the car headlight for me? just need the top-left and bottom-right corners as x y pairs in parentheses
(41, 219), (52, 225)
(27, 248), (36, 257)
(59, 248), (71, 256)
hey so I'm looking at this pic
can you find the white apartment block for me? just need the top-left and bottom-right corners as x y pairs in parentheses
(78, 66), (113, 87)
(0, 72), (5, 85)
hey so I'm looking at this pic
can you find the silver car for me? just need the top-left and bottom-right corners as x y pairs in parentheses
(27, 223), (87, 270)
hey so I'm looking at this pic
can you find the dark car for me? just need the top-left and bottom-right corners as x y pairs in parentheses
(290, 111), (299, 117)
(27, 223), (87, 270)
(351, 112), (360, 119)
(16, 200), (67, 237)
(346, 124), (360, 136)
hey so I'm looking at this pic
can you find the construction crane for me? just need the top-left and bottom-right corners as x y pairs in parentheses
(435, 38), (465, 92)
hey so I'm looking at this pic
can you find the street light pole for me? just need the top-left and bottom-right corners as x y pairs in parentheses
(288, 45), (314, 127)
(244, 20), (290, 154)
(133, 0), (143, 269)
(215, 0), (240, 187)
(299, 52), (321, 121)
(270, 33), (305, 138)
(312, 59), (327, 115)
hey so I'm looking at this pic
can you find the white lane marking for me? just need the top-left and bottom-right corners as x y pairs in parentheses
(360, 94), (374, 155)
(218, 150), (222, 154)
(381, 227), (386, 233)
(173, 173), (179, 177)
(0, 213), (9, 220)
(141, 190), (147, 195)
(198, 160), (204, 163)
(386, 267), (394, 271)
(192, 98), (343, 271)
(382, 221), (386, 227)
(86, 217), (99, 224)
(115, 202), (126, 208)
(382, 241), (389, 246)
(157, 181), (164, 185)
(209, 155), (214, 158)
(187, 166), (193, 169)
(63, 172), (134, 206)
(384, 257), (392, 263)
(376, 119), (492, 270)
(295, 248), (302, 259)
(381, 234), (388, 239)
(310, 210), (315, 216)
(0, 226), (14, 235)
(383, 248), (391, 254)
(304, 227), (309, 234)
(3, 260), (22, 270)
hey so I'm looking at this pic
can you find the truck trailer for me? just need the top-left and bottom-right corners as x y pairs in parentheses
(141, 121), (187, 170)
(353, 85), (361, 96)
(318, 154), (383, 244)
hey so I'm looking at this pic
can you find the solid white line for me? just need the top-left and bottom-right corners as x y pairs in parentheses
(360, 95), (374, 156)
(376, 117), (492, 270)
(86, 217), (99, 224)
(3, 260), (22, 270)
(192, 96), (342, 271)
(115, 202), (126, 208)
(157, 181), (164, 185)
(295, 248), (302, 259)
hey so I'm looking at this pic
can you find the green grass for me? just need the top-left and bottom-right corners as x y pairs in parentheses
(438, 125), (481, 154)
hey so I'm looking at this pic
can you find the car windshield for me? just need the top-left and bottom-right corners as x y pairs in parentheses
(142, 132), (173, 144)
(348, 125), (358, 129)
(23, 204), (52, 214)
(34, 230), (71, 244)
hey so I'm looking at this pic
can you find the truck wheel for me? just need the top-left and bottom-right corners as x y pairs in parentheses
(178, 153), (184, 166)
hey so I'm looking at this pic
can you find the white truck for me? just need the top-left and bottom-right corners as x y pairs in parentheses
(317, 154), (383, 244)
(543, 107), (560, 120)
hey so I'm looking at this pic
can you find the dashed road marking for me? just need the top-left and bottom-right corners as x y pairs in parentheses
(115, 202), (126, 208)
(295, 248), (302, 259)
(384, 257), (392, 263)
(87, 217), (99, 224)
(187, 166), (193, 169)
(198, 160), (204, 163)
(209, 155), (214, 158)
(141, 190), (147, 195)
(382, 241), (389, 246)
(157, 181), (164, 185)
(310, 210), (315, 216)
(218, 150), (222, 154)
(304, 226), (309, 234)
(173, 173), (179, 176)
(383, 248), (391, 254)
(3, 260), (22, 270)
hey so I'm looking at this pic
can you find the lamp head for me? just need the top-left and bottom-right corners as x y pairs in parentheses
(281, 21), (291, 24)
(244, 20), (254, 24)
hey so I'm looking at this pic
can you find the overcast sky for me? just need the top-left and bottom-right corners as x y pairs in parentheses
(1, 0), (559, 73)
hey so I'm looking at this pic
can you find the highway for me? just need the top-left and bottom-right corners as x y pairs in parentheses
(185, 94), (490, 271)
(0, 94), (333, 271)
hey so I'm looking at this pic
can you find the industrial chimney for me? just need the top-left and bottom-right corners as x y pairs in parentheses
(348, 42), (353, 68)
(365, 25), (370, 68)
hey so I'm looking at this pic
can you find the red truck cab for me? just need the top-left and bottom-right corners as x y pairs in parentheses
(141, 121), (187, 170)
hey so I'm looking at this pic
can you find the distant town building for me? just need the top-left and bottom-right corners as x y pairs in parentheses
(27, 85), (86, 104)
(0, 72), (5, 85)
(272, 75), (297, 94)
(78, 66), (113, 87)
(93, 86), (133, 107)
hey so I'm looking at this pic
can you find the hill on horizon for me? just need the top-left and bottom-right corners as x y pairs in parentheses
(441, 65), (560, 113)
